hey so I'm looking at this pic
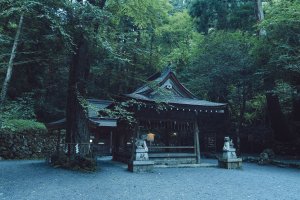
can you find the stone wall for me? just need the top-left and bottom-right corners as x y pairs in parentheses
(0, 132), (62, 160)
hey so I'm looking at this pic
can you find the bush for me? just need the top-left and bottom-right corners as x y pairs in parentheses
(0, 93), (46, 134)
(0, 93), (36, 120)
(71, 155), (97, 171)
(0, 119), (47, 134)
(50, 151), (69, 167)
(50, 152), (97, 172)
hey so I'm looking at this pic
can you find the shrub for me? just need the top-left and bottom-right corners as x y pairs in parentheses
(0, 119), (47, 134)
(50, 151), (97, 172)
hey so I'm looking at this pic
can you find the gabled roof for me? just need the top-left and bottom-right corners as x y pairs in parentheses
(125, 68), (226, 108)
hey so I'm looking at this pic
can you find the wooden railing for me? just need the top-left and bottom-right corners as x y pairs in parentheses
(148, 146), (195, 153)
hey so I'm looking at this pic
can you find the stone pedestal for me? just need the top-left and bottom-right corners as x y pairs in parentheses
(128, 160), (154, 173)
(128, 137), (154, 172)
(135, 149), (149, 160)
(218, 158), (242, 169)
(222, 149), (237, 160)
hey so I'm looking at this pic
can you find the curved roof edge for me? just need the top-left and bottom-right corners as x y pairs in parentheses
(125, 68), (226, 108)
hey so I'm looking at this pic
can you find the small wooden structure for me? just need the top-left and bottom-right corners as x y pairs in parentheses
(113, 68), (227, 165)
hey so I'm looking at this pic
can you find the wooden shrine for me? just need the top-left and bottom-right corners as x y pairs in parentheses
(112, 68), (227, 165)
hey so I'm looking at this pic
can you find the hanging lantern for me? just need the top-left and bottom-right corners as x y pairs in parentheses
(147, 133), (155, 142)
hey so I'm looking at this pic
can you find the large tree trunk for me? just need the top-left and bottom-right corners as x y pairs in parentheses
(264, 77), (292, 142)
(66, 34), (90, 157)
(292, 85), (300, 121)
(65, 0), (106, 158)
(0, 14), (24, 106)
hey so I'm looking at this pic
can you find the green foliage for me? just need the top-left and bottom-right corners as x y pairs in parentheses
(184, 31), (259, 97)
(98, 100), (142, 126)
(244, 94), (266, 124)
(156, 10), (203, 70)
(0, 93), (36, 120)
(275, 81), (294, 114)
(0, 0), (72, 121)
(189, 0), (257, 34)
(183, 30), (264, 127)
(0, 93), (46, 134)
(0, 119), (46, 134)
(258, 0), (300, 84)
(0, 0), (73, 49)
(119, 0), (172, 29)
(169, 0), (192, 11)
(97, 99), (171, 126)
(88, 0), (174, 98)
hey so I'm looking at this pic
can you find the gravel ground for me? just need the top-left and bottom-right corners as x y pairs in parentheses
(0, 158), (299, 200)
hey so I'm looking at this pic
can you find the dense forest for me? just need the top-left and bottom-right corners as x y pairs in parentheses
(0, 0), (299, 154)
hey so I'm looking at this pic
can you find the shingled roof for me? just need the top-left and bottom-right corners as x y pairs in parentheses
(46, 99), (116, 130)
(125, 68), (226, 108)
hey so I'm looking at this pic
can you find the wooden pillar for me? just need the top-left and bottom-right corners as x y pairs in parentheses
(131, 121), (139, 161)
(112, 128), (119, 161)
(110, 130), (113, 154)
(56, 129), (61, 152)
(194, 128), (197, 155)
(194, 120), (201, 164)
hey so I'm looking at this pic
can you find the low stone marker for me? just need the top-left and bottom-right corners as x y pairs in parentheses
(218, 137), (242, 169)
(128, 135), (154, 172)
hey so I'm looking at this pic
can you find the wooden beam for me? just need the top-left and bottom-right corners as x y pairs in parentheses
(194, 120), (201, 164)
(149, 146), (194, 149)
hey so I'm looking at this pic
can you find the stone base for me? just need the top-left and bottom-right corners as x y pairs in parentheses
(218, 158), (242, 169)
(222, 150), (237, 160)
(128, 160), (154, 173)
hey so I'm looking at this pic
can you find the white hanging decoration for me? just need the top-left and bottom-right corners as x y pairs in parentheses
(75, 144), (79, 154)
